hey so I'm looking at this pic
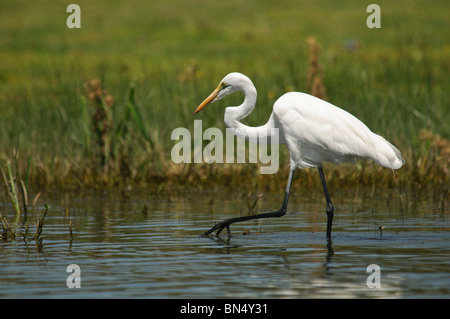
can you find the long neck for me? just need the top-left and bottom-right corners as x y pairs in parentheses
(224, 84), (278, 144)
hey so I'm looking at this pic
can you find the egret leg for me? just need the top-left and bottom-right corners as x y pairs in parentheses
(318, 167), (334, 239)
(202, 169), (296, 238)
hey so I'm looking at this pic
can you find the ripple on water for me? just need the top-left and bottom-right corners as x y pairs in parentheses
(0, 189), (449, 298)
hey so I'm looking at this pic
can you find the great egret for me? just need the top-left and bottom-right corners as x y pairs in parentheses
(193, 72), (404, 239)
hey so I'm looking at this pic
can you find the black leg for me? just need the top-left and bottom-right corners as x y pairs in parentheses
(202, 169), (296, 238)
(318, 167), (334, 239)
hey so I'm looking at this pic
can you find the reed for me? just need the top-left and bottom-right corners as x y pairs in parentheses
(0, 157), (47, 242)
(1, 212), (15, 241)
(306, 37), (327, 101)
(0, 161), (21, 216)
(34, 204), (49, 240)
(85, 78), (114, 180)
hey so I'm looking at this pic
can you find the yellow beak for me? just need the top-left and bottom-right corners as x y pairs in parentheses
(192, 84), (222, 115)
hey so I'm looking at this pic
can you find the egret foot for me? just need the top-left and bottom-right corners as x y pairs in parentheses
(202, 220), (232, 238)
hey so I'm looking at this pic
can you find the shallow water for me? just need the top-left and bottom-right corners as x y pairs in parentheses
(0, 187), (448, 298)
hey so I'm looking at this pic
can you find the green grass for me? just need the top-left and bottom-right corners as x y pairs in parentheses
(0, 0), (448, 192)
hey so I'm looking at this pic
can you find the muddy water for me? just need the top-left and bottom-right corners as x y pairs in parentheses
(0, 188), (448, 298)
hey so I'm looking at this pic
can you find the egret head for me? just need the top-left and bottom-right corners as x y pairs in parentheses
(193, 72), (252, 115)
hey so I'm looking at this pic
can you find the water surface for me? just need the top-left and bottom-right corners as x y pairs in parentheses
(0, 188), (448, 298)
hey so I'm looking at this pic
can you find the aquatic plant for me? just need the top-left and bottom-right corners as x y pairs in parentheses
(0, 158), (48, 242)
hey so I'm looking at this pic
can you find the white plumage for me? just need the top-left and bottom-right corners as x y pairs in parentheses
(195, 72), (404, 170)
(273, 91), (404, 169)
(194, 72), (404, 239)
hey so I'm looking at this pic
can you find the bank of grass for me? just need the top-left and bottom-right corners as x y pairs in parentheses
(0, 0), (448, 194)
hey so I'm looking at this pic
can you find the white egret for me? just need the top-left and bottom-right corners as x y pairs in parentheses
(194, 72), (404, 239)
